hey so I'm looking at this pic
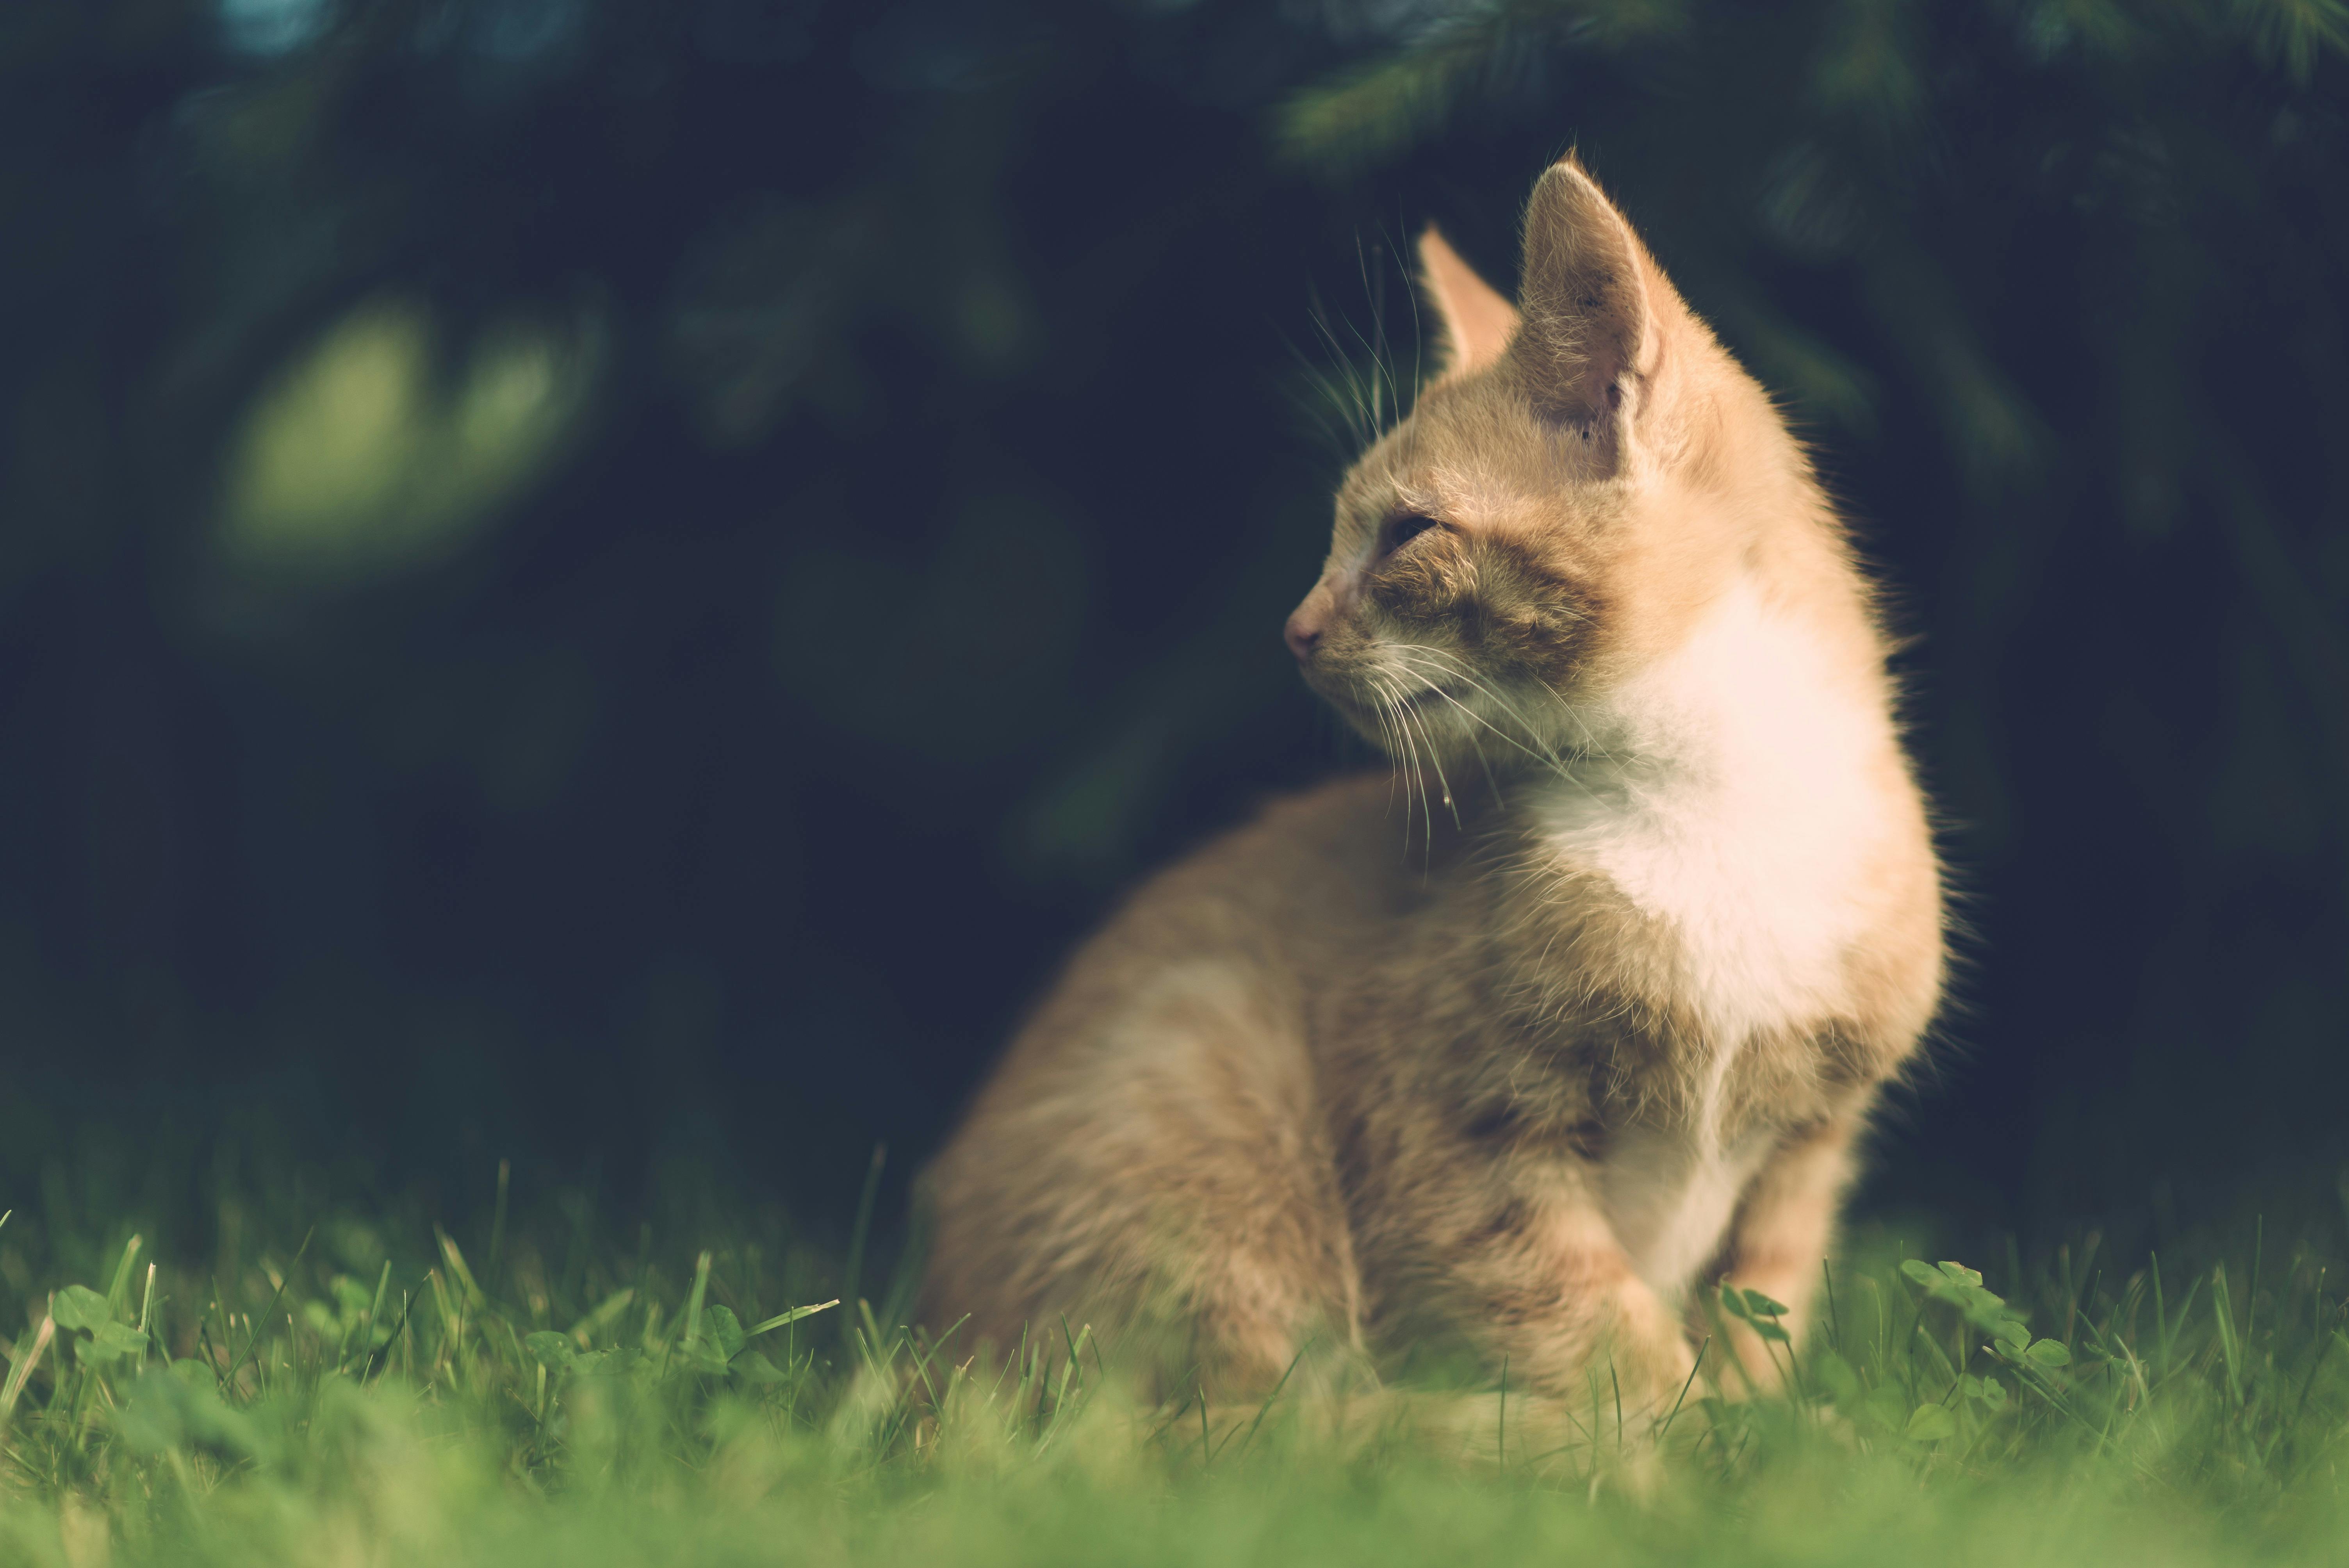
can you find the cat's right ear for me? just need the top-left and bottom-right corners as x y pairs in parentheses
(1511, 158), (1669, 470)
(1417, 225), (1519, 386)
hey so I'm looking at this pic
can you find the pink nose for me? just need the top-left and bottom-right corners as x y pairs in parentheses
(1284, 609), (1323, 662)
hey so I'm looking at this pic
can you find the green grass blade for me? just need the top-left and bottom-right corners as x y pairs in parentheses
(841, 1144), (886, 1352)
(745, 1299), (839, 1338)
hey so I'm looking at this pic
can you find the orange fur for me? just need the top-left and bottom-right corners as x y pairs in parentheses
(921, 156), (1943, 1422)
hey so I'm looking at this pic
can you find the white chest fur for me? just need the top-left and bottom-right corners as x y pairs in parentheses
(1532, 576), (1895, 1294)
(1537, 575), (1889, 1060)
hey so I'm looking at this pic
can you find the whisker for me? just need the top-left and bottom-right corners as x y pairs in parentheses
(1394, 674), (1524, 800)
(1383, 649), (1569, 774)
(1369, 673), (1433, 856)
(1361, 674), (1411, 850)
(1408, 666), (1508, 805)
(1358, 676), (1406, 816)
(1385, 646), (1556, 742)
(1304, 293), (1376, 448)
(1392, 681), (1461, 830)
(1378, 694), (1413, 826)
(1374, 677), (1426, 855)
(1382, 648), (1618, 813)
(1411, 652), (1560, 732)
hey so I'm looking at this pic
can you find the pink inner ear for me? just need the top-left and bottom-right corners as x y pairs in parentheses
(1417, 226), (1520, 383)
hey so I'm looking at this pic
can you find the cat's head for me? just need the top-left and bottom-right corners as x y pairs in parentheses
(1285, 157), (1814, 768)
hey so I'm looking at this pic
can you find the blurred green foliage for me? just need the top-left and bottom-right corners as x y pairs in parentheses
(0, 0), (2341, 1236)
(219, 298), (600, 584)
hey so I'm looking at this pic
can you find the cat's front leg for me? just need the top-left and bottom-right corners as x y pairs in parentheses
(1444, 1170), (1699, 1424)
(1705, 1110), (1866, 1395)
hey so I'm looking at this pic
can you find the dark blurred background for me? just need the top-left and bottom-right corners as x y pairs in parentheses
(2, 0), (2345, 1251)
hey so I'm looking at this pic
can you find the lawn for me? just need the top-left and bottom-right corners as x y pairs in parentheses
(1, 1149), (2345, 1567)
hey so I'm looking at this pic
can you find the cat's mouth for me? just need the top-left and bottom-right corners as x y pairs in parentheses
(1331, 679), (1471, 723)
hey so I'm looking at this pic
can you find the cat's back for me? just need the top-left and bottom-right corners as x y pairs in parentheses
(947, 770), (1428, 1120)
(918, 771), (1427, 1357)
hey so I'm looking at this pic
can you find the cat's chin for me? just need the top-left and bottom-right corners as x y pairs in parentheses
(1327, 699), (1483, 766)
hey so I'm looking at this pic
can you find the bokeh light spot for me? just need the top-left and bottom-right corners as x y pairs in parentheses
(217, 297), (600, 587)
(220, 0), (334, 55)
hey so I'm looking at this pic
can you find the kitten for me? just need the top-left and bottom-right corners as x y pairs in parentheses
(920, 155), (1944, 1420)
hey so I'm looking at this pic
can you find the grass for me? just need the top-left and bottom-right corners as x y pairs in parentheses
(2, 1146), (2349, 1567)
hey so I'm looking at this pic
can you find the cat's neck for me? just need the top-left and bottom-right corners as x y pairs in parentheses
(1511, 571), (1903, 1044)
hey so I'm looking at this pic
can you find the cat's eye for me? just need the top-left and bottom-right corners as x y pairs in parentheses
(1381, 513), (1442, 556)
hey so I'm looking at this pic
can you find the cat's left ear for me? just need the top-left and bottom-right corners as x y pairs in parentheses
(1417, 225), (1519, 385)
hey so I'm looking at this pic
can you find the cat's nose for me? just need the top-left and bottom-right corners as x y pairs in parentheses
(1283, 609), (1324, 662)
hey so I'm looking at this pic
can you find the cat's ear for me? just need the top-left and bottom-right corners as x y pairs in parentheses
(1512, 157), (1666, 463)
(1417, 225), (1519, 385)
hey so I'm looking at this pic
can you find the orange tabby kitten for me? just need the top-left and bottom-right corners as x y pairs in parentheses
(920, 155), (1944, 1420)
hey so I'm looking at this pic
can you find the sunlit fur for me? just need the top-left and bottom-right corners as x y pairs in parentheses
(921, 157), (1945, 1429)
